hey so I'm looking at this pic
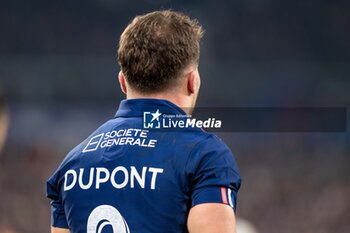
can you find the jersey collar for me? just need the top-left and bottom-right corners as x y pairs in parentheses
(115, 98), (187, 118)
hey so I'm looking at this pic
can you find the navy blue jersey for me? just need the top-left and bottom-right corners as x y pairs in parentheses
(47, 99), (241, 233)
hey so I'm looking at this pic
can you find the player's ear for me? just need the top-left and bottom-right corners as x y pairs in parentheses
(187, 71), (195, 95)
(187, 69), (200, 95)
(118, 71), (127, 94)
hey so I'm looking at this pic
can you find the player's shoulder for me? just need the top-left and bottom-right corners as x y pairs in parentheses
(188, 130), (238, 166)
(163, 127), (221, 152)
(190, 129), (231, 153)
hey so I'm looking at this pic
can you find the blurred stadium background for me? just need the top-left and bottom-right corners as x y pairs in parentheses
(0, 0), (349, 233)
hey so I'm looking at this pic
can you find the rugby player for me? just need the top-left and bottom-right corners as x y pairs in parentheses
(47, 10), (241, 233)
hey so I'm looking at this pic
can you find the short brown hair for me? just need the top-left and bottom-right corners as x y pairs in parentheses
(117, 10), (203, 93)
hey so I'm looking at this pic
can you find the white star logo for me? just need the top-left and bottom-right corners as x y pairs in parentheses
(150, 109), (162, 122)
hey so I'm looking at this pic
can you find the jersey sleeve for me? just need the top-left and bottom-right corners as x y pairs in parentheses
(186, 135), (241, 211)
(46, 170), (69, 228)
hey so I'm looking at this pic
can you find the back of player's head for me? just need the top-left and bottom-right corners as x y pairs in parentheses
(118, 10), (203, 93)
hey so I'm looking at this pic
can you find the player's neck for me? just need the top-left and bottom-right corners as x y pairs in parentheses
(126, 91), (193, 115)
